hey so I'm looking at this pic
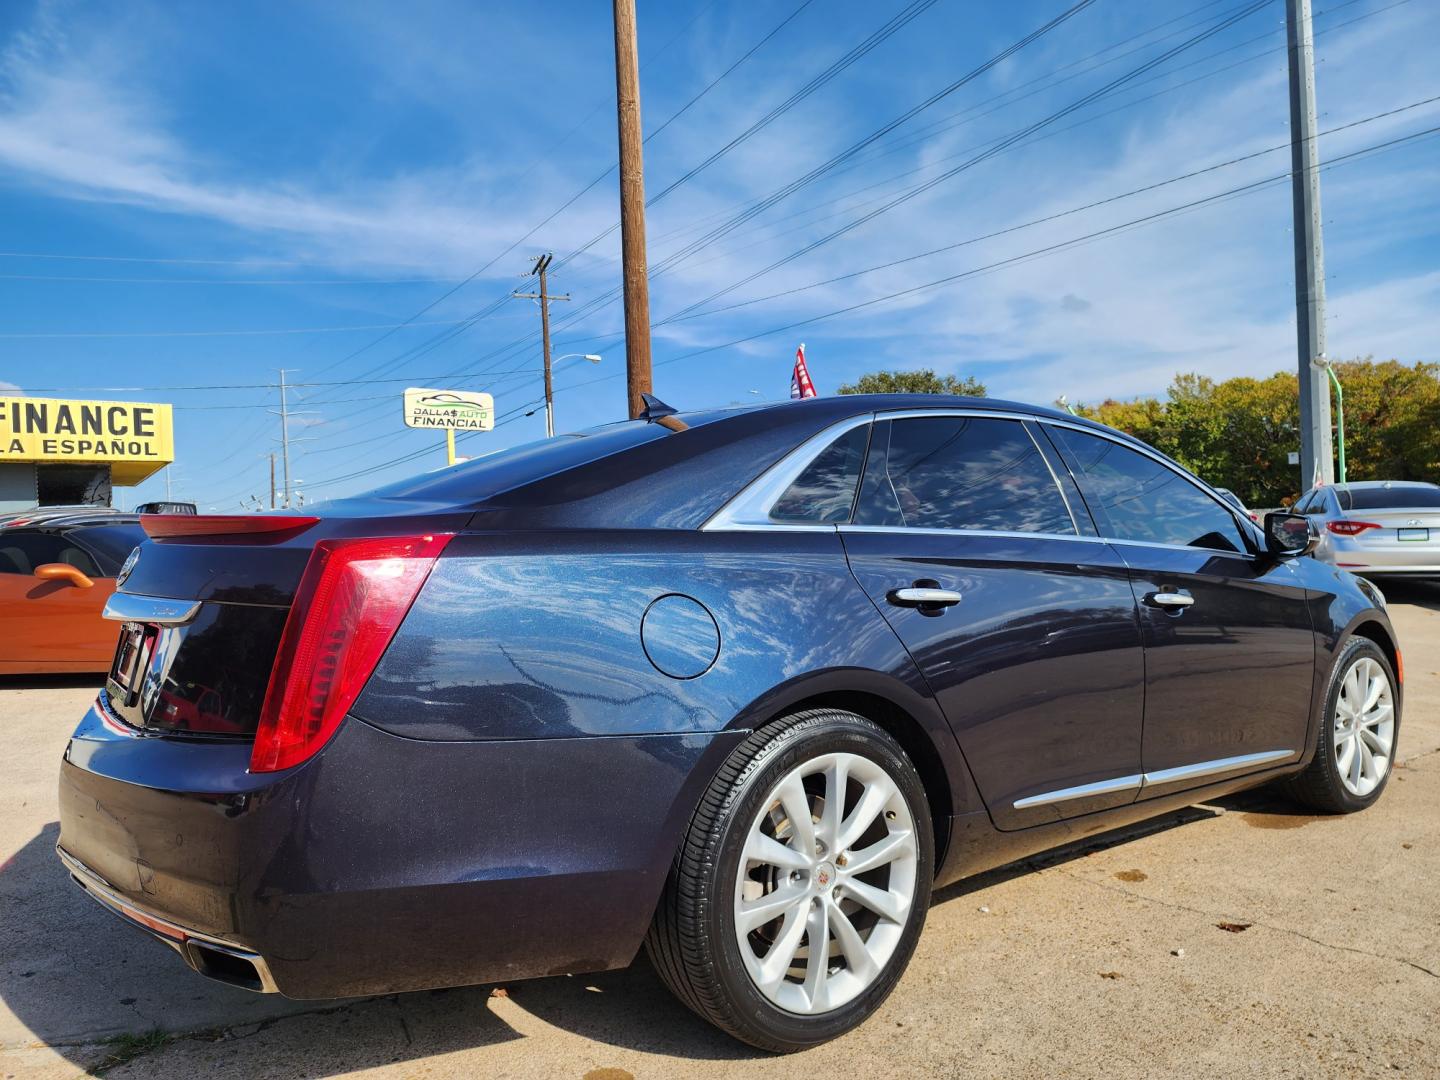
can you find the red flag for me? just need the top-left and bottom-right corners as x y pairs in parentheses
(790, 343), (816, 399)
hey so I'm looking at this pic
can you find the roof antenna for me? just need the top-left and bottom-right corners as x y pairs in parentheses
(637, 393), (688, 432)
(637, 393), (677, 420)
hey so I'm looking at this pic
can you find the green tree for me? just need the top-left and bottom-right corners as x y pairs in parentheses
(837, 368), (987, 396)
(1075, 359), (1438, 507)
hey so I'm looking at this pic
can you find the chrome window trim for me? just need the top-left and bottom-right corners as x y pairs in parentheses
(703, 407), (1080, 536)
(702, 413), (876, 532)
(1011, 749), (1297, 810)
(839, 524), (1107, 545)
(1038, 418), (1260, 557)
(1023, 420), (1083, 536)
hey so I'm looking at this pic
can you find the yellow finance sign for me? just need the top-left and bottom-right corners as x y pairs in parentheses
(0, 396), (175, 485)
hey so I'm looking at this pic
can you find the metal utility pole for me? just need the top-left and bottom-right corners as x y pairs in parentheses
(513, 254), (570, 437)
(1286, 0), (1333, 488)
(269, 453), (276, 510)
(612, 0), (654, 419)
(277, 369), (294, 508)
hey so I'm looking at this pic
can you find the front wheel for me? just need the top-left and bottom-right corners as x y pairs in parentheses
(646, 709), (933, 1052)
(1284, 636), (1399, 813)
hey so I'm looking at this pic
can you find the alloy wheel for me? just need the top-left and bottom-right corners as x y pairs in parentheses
(732, 751), (918, 1015)
(1333, 656), (1395, 797)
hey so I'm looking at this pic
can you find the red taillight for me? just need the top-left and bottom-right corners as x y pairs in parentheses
(1326, 520), (1380, 536)
(142, 514), (319, 540)
(250, 533), (453, 772)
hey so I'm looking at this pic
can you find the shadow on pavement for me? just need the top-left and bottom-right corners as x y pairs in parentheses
(0, 779), (1336, 1073)
(0, 824), (755, 1074)
(1368, 578), (1440, 612)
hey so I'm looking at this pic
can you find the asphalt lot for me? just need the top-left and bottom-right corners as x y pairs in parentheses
(3, 583), (1438, 1079)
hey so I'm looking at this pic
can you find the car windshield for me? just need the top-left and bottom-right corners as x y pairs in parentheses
(1337, 485), (1440, 510)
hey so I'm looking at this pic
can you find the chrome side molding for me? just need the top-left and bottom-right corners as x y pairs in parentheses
(1014, 773), (1143, 810)
(102, 592), (201, 626)
(1013, 749), (1298, 810)
(1141, 748), (1296, 787)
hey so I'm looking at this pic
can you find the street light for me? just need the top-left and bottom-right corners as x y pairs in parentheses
(544, 354), (602, 437)
(1312, 355), (1347, 483)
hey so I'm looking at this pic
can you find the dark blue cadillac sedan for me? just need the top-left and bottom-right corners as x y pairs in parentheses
(58, 394), (1401, 1051)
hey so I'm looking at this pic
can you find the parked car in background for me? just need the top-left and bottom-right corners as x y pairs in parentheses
(0, 513), (145, 674)
(57, 396), (1400, 1051)
(1214, 486), (1259, 522)
(134, 501), (197, 515)
(1294, 480), (1440, 580)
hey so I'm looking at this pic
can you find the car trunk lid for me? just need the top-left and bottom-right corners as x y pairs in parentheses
(103, 508), (468, 741)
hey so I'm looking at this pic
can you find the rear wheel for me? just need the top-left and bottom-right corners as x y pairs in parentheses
(1284, 637), (1399, 812)
(646, 709), (933, 1052)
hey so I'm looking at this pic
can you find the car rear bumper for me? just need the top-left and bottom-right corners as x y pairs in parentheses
(58, 846), (280, 993)
(57, 699), (744, 999)
(1316, 541), (1440, 575)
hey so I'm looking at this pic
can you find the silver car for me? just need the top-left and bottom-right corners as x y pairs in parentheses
(1294, 480), (1440, 579)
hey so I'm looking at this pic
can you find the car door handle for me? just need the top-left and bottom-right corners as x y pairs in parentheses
(1147, 590), (1195, 609)
(889, 587), (963, 608)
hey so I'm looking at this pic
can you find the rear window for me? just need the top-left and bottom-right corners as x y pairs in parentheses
(365, 422), (668, 503)
(1337, 485), (1440, 510)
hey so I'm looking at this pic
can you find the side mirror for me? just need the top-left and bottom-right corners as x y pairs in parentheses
(34, 562), (94, 589)
(1263, 512), (1317, 558)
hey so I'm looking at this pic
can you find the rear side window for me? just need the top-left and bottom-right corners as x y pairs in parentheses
(769, 424), (870, 524)
(853, 416), (1074, 534)
(1050, 426), (1247, 553)
(0, 530), (101, 576)
(1338, 484), (1440, 510)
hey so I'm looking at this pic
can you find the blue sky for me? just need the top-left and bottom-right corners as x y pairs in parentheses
(1, 0), (1437, 508)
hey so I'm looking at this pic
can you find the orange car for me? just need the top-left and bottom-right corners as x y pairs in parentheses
(0, 513), (145, 675)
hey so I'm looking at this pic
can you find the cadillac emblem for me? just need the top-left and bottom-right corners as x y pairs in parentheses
(116, 546), (141, 588)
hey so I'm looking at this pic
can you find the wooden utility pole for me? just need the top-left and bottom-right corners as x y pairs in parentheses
(513, 254), (571, 437)
(612, 0), (653, 419)
(1286, 0), (1333, 487)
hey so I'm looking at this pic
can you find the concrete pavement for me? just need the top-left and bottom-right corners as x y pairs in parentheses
(3, 583), (1438, 1078)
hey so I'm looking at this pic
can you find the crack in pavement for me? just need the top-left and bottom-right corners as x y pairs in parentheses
(1054, 868), (1440, 980)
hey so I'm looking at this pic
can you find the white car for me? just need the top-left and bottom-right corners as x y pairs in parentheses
(1294, 480), (1440, 580)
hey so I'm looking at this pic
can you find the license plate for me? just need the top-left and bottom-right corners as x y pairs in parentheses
(110, 622), (155, 698)
(1397, 527), (1430, 542)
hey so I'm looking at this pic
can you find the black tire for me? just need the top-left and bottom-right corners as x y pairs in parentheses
(646, 709), (934, 1053)
(1283, 636), (1400, 813)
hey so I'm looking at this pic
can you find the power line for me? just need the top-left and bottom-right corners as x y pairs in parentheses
(0, 316), (490, 340)
(298, 114), (1440, 497)
(282, 0), (825, 412)
(661, 0), (1280, 322)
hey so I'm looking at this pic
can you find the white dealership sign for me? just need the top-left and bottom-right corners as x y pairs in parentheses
(402, 388), (495, 431)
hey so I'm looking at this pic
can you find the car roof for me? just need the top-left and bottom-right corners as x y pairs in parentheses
(0, 512), (141, 532)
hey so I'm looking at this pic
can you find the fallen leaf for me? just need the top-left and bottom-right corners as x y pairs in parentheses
(1099, 971), (1123, 980)
(1114, 869), (1148, 883)
(1216, 922), (1252, 933)
(489, 986), (510, 998)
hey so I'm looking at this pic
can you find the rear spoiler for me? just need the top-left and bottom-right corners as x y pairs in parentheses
(141, 514), (319, 541)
